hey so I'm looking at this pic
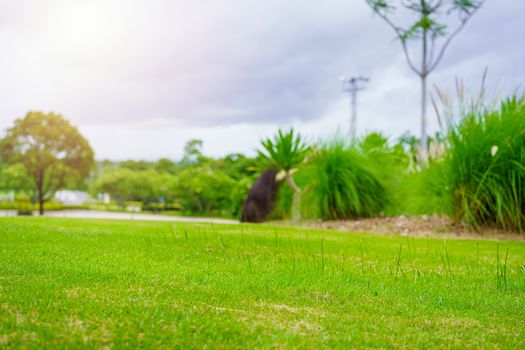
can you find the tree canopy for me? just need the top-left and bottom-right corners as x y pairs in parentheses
(0, 112), (95, 214)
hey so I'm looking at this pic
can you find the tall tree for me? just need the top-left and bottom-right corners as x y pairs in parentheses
(258, 128), (310, 221)
(364, 0), (483, 162)
(182, 139), (205, 165)
(0, 112), (95, 215)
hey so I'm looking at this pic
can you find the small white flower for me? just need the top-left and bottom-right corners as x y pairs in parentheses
(491, 145), (498, 157)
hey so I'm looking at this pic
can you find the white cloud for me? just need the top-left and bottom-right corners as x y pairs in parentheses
(0, 0), (523, 159)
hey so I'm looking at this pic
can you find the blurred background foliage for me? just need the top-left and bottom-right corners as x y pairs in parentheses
(1, 91), (525, 232)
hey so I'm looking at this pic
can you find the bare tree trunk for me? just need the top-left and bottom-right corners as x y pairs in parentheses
(420, 16), (429, 165)
(36, 171), (45, 216)
(195, 197), (204, 213)
(38, 185), (44, 216)
(285, 172), (301, 222)
(420, 73), (428, 164)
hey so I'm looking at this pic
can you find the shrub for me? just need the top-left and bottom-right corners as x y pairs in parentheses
(447, 97), (525, 231)
(174, 166), (239, 217)
(0, 201), (65, 211)
(307, 139), (388, 220)
(94, 168), (177, 206)
(390, 159), (451, 216)
(258, 128), (310, 221)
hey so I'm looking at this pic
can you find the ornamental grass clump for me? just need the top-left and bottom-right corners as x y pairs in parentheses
(448, 96), (525, 231)
(310, 140), (388, 220)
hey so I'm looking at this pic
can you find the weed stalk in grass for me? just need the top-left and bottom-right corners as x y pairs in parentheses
(246, 253), (252, 273)
(444, 241), (453, 280)
(496, 245), (510, 291)
(321, 238), (325, 272)
(360, 241), (364, 273)
(394, 243), (406, 282)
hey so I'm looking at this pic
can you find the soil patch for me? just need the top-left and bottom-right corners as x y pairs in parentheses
(301, 215), (524, 241)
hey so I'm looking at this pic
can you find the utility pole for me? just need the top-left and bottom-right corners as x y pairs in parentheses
(340, 76), (369, 141)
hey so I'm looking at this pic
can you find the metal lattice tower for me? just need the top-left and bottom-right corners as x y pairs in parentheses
(340, 76), (369, 141)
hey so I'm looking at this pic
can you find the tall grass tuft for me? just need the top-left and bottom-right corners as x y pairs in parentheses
(308, 139), (388, 220)
(448, 96), (525, 231)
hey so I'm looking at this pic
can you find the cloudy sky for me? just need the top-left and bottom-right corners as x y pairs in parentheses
(0, 0), (523, 160)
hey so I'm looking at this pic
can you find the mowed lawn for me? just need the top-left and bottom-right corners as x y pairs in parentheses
(0, 218), (524, 349)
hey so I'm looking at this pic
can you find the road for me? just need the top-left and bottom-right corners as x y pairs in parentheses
(0, 209), (238, 224)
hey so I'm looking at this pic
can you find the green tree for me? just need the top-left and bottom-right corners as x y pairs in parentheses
(217, 153), (258, 180)
(95, 169), (156, 205)
(364, 0), (483, 162)
(0, 112), (94, 215)
(119, 160), (151, 171)
(154, 158), (179, 174)
(258, 128), (310, 221)
(174, 166), (237, 216)
(182, 139), (205, 165)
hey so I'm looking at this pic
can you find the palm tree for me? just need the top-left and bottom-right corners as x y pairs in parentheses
(258, 128), (310, 221)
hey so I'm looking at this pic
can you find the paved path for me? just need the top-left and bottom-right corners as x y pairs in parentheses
(0, 209), (238, 224)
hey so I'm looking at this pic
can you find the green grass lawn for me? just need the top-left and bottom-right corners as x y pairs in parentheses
(0, 218), (524, 349)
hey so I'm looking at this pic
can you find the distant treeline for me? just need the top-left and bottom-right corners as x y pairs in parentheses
(90, 145), (260, 218)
